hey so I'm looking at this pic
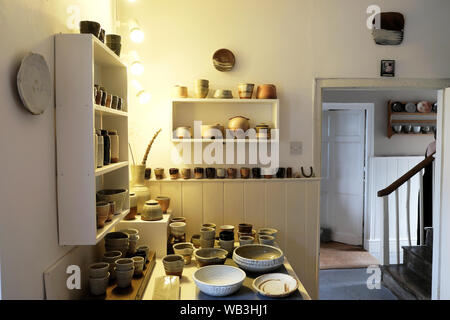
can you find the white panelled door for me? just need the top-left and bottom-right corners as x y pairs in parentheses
(321, 109), (366, 245)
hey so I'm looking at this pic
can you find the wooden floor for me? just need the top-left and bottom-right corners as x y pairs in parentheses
(320, 241), (380, 270)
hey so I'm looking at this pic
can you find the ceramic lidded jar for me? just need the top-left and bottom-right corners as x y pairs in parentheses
(142, 200), (163, 221)
(130, 165), (151, 214)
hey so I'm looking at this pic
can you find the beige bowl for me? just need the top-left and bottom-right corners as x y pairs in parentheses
(194, 248), (228, 267)
(233, 244), (284, 273)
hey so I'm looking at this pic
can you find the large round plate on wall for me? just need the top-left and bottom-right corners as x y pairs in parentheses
(17, 53), (52, 115)
(213, 49), (235, 72)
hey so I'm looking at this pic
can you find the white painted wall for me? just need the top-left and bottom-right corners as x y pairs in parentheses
(0, 0), (115, 300)
(323, 89), (437, 156)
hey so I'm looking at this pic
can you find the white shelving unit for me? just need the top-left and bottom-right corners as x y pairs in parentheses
(171, 98), (279, 143)
(55, 34), (129, 245)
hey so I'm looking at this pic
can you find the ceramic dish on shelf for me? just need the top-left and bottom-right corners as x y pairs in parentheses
(417, 101), (432, 113)
(413, 126), (422, 134)
(193, 265), (246, 297)
(213, 89), (233, 99)
(403, 125), (412, 134)
(17, 53), (52, 115)
(392, 125), (402, 134)
(405, 103), (417, 113)
(391, 101), (404, 112)
(232, 244), (284, 273)
(253, 273), (299, 298)
(422, 126), (432, 134)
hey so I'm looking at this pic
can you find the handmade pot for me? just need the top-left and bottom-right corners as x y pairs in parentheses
(115, 267), (134, 288)
(163, 254), (184, 277)
(97, 189), (128, 215)
(130, 165), (150, 214)
(142, 200), (163, 221)
(173, 86), (188, 98)
(89, 273), (110, 296)
(217, 168), (226, 179)
(132, 256), (145, 276)
(194, 79), (209, 98)
(181, 168), (191, 179)
(194, 167), (204, 179)
(201, 227), (216, 240)
(96, 202), (110, 228)
(169, 168), (180, 180)
(80, 21), (101, 37)
(155, 196), (170, 213)
(213, 89), (233, 99)
(256, 84), (277, 99)
(276, 168), (286, 179)
(255, 123), (271, 140)
(228, 116), (250, 132)
(206, 168), (216, 179)
(170, 222), (186, 238)
(252, 168), (261, 179)
(202, 124), (225, 139)
(227, 168), (237, 179)
(240, 167), (250, 179)
(238, 83), (255, 99)
(154, 168), (164, 180)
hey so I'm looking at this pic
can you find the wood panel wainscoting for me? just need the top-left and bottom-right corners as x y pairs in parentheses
(146, 178), (321, 299)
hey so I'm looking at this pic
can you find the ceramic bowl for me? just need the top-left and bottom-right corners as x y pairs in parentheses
(170, 222), (186, 237)
(219, 230), (234, 241)
(171, 217), (187, 223)
(413, 126), (422, 134)
(417, 101), (432, 113)
(115, 258), (134, 271)
(256, 84), (277, 99)
(89, 272), (110, 296)
(89, 262), (110, 279)
(173, 242), (195, 264)
(115, 267), (134, 288)
(202, 223), (217, 229)
(105, 232), (129, 246)
(155, 196), (170, 213)
(259, 235), (275, 246)
(213, 89), (233, 99)
(233, 244), (284, 273)
(118, 228), (139, 240)
(258, 228), (278, 238)
(173, 86), (188, 98)
(103, 251), (122, 263)
(163, 254), (184, 277)
(137, 245), (150, 262)
(252, 273), (299, 298)
(392, 125), (402, 133)
(97, 189), (128, 214)
(238, 83), (255, 99)
(193, 265), (246, 297)
(239, 236), (255, 246)
(194, 248), (228, 267)
(238, 223), (253, 234)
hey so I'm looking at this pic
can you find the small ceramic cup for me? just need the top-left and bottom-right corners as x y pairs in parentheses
(162, 254), (184, 277)
(96, 202), (110, 228)
(181, 168), (191, 179)
(132, 256), (145, 276)
(89, 262), (110, 279)
(202, 223), (217, 230)
(89, 272), (110, 296)
(201, 227), (216, 240)
(107, 201), (115, 221)
(173, 85), (188, 98)
(169, 168), (180, 180)
(171, 217), (187, 223)
(194, 167), (204, 179)
(259, 235), (275, 246)
(136, 245), (150, 263)
(156, 196), (170, 213)
(240, 167), (250, 179)
(145, 168), (152, 180)
(258, 228), (278, 238)
(219, 230), (234, 241)
(206, 168), (216, 179)
(216, 168), (226, 179)
(239, 236), (255, 246)
(191, 234), (201, 248)
(220, 225), (235, 233)
(115, 258), (134, 271)
(252, 167), (262, 179)
(239, 223), (253, 234)
(154, 168), (164, 180)
(219, 239), (235, 253)
(227, 168), (237, 179)
(115, 267), (134, 288)
(200, 238), (215, 248)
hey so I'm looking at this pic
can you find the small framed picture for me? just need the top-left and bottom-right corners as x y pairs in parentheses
(381, 60), (395, 77)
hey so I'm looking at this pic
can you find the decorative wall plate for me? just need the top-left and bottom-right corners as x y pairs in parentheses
(213, 49), (235, 72)
(17, 53), (52, 115)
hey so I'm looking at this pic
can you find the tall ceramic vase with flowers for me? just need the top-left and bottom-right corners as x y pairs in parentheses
(129, 129), (162, 215)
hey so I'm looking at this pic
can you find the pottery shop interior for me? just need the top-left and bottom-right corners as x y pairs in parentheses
(2, 0), (450, 304)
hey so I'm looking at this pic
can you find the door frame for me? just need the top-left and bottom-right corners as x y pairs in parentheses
(322, 103), (374, 247)
(313, 78), (450, 300)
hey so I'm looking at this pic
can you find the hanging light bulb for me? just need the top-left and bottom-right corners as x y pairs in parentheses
(130, 27), (144, 43)
(137, 90), (151, 104)
(130, 61), (144, 76)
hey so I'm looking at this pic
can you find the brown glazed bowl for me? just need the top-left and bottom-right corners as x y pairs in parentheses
(256, 84), (277, 99)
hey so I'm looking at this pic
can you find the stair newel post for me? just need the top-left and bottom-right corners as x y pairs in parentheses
(419, 171), (425, 245)
(395, 189), (400, 265)
(382, 195), (390, 265)
(406, 179), (412, 247)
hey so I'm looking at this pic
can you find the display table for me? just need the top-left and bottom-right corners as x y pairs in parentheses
(143, 253), (311, 300)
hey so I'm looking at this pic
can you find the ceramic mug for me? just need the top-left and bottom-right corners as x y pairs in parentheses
(240, 167), (250, 179)
(194, 167), (204, 179)
(154, 168), (164, 180)
(227, 168), (237, 179)
(181, 168), (191, 179)
(217, 168), (226, 179)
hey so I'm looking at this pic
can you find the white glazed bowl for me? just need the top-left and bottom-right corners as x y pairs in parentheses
(233, 244), (284, 273)
(193, 265), (246, 297)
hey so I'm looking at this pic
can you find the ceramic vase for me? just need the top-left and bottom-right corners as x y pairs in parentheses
(130, 165), (151, 215)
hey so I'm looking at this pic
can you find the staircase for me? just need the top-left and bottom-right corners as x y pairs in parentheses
(382, 245), (432, 300)
(377, 153), (435, 300)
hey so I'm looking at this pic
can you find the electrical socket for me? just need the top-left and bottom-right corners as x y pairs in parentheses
(290, 141), (303, 155)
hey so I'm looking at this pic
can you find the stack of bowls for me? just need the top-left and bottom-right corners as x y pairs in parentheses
(200, 227), (216, 248)
(162, 254), (184, 277)
(105, 232), (129, 257)
(132, 256), (145, 276)
(89, 262), (110, 296)
(238, 83), (255, 99)
(119, 229), (139, 256)
(115, 258), (135, 288)
(103, 251), (122, 280)
(136, 245), (150, 263)
(97, 189), (128, 215)
(194, 79), (209, 98)
(105, 34), (122, 57)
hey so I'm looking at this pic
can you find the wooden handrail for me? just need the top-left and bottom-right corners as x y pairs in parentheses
(377, 153), (435, 197)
